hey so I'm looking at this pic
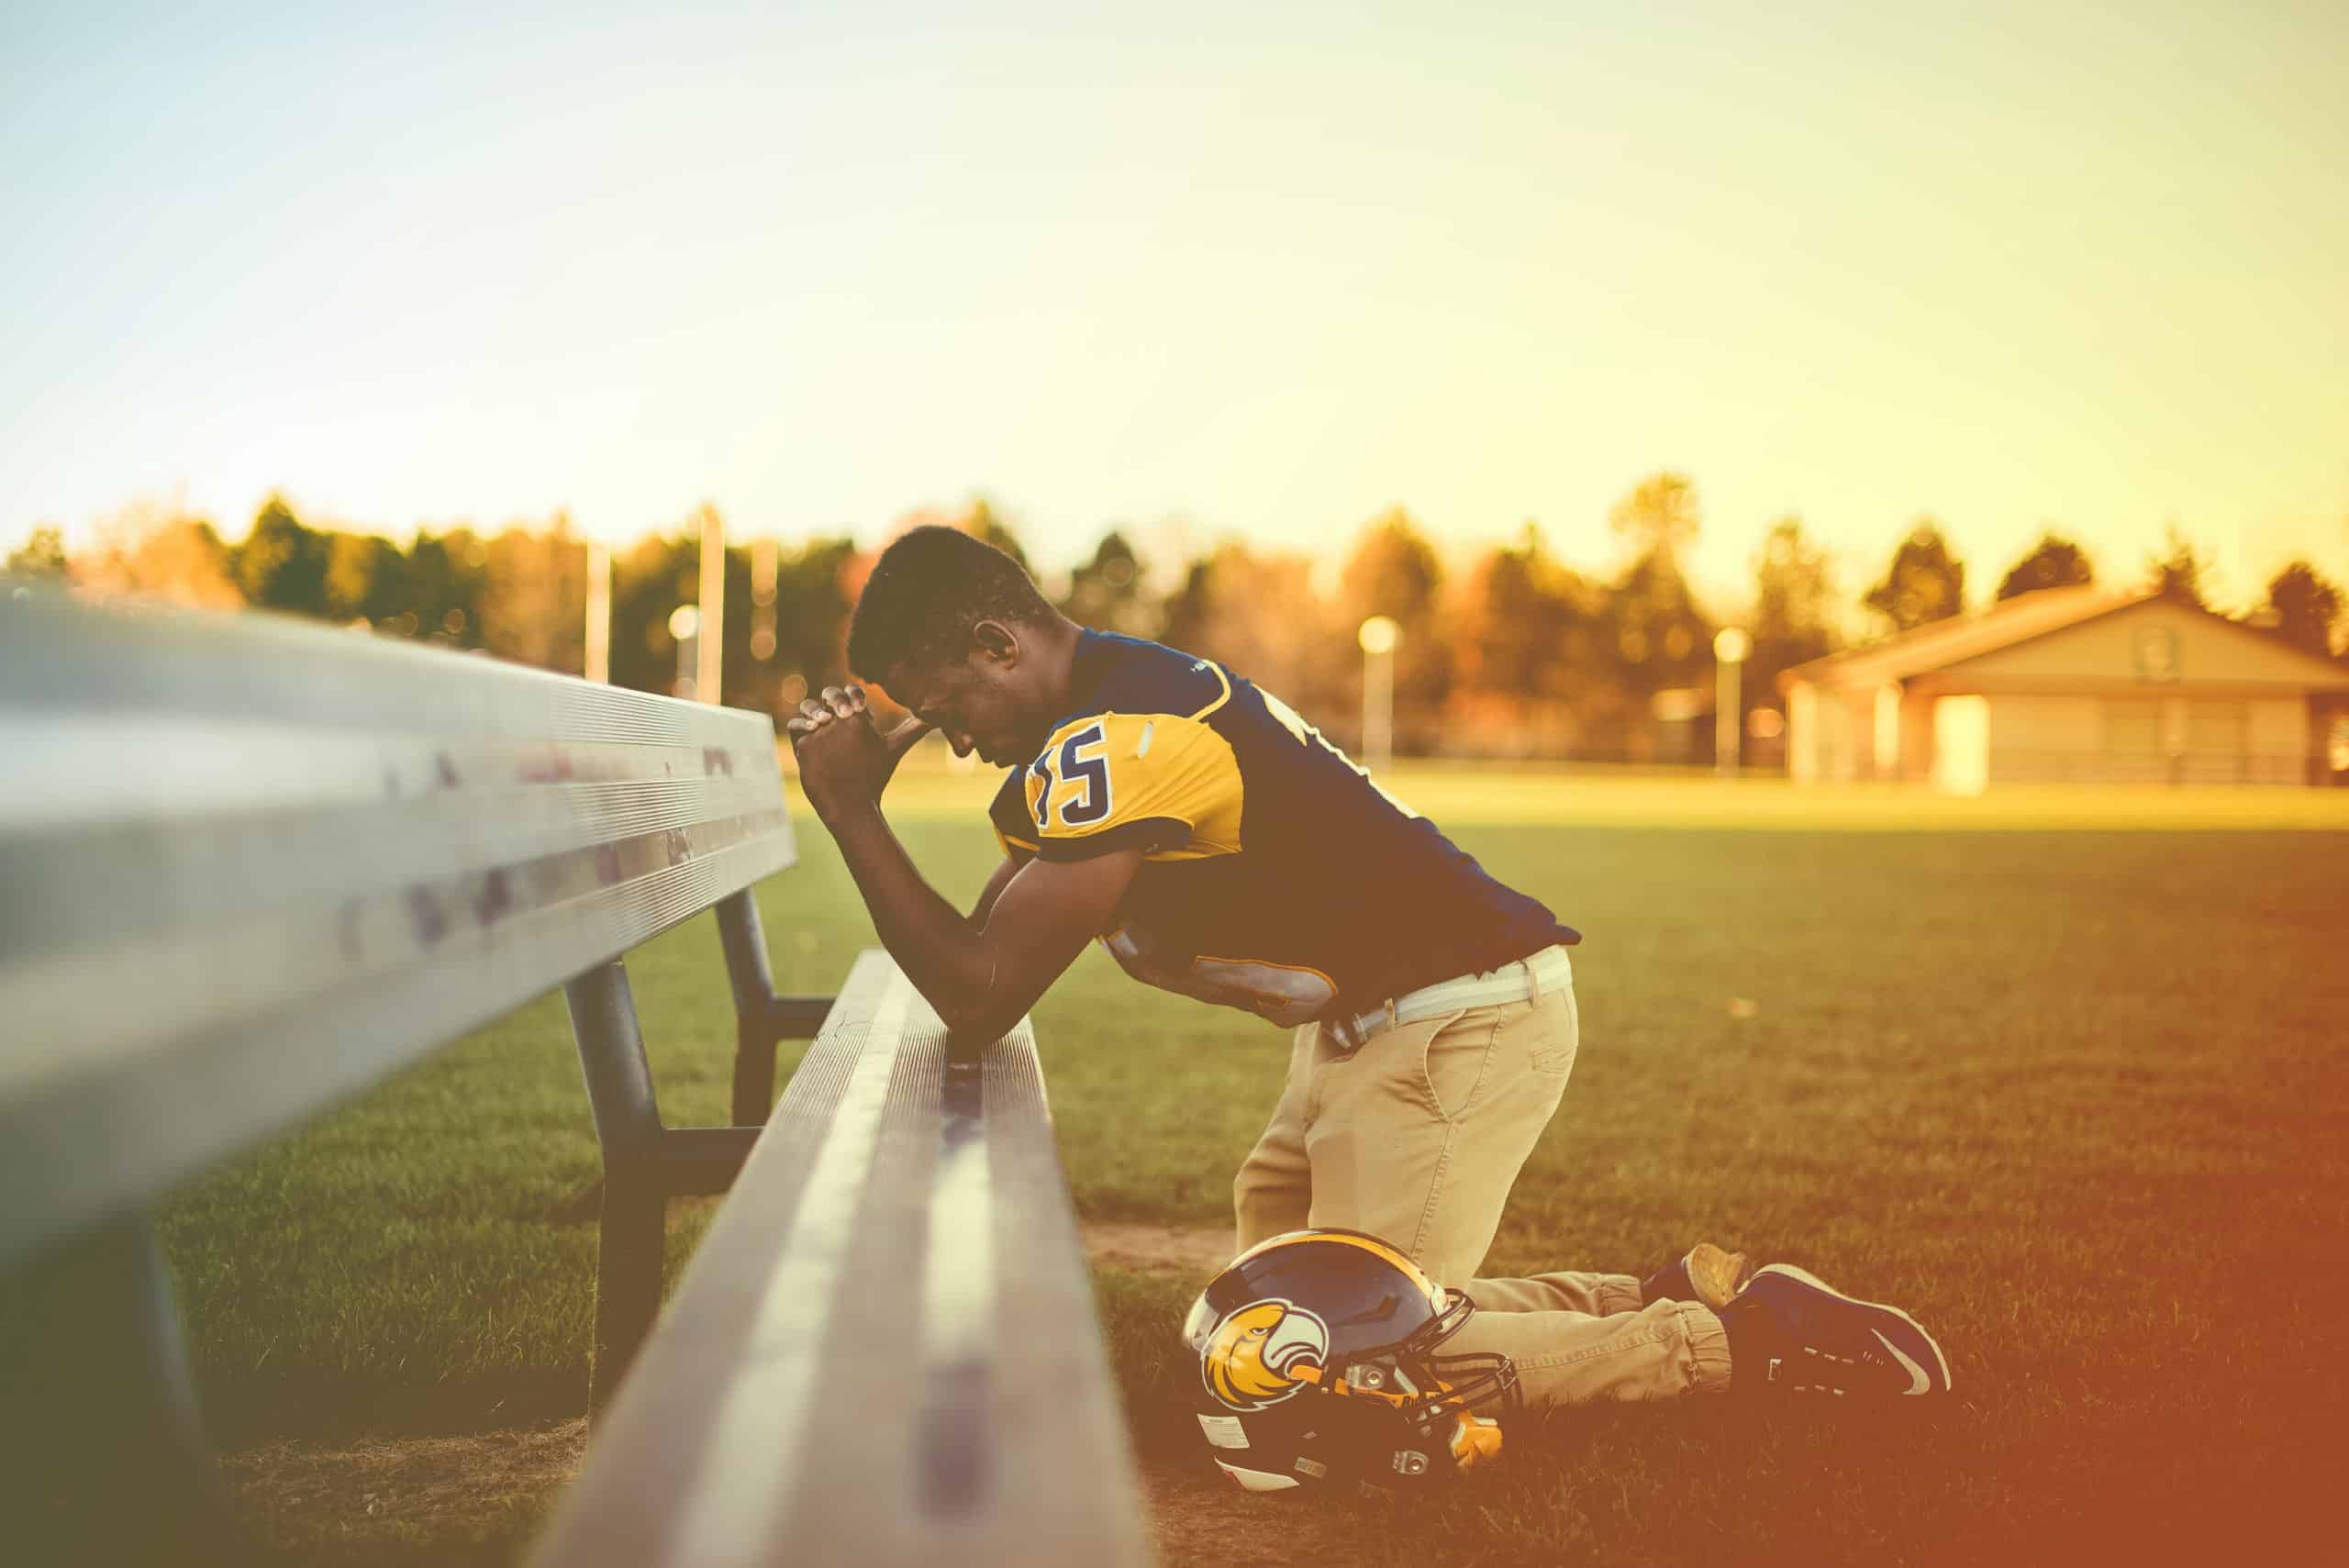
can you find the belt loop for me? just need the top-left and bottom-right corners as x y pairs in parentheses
(1524, 954), (1544, 1001)
(1384, 997), (1398, 1029)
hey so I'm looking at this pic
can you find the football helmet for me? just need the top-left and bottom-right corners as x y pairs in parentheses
(1182, 1228), (1519, 1493)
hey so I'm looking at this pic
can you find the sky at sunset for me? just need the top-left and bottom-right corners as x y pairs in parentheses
(5, 0), (2344, 616)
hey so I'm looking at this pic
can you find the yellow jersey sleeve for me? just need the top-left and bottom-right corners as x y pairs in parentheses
(1022, 712), (1241, 862)
(988, 771), (1041, 861)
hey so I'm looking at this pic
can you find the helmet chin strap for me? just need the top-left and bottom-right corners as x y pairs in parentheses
(1290, 1361), (1412, 1409)
(1293, 1362), (1467, 1416)
(1289, 1364), (1507, 1471)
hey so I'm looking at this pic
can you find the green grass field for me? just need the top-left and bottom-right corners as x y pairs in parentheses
(18, 771), (2349, 1564)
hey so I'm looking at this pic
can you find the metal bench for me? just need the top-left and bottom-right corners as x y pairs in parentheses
(0, 587), (1147, 1565)
(532, 952), (1149, 1566)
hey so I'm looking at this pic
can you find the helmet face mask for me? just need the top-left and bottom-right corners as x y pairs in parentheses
(1184, 1229), (1520, 1493)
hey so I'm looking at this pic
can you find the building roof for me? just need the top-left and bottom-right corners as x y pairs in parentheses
(1781, 584), (2151, 692)
(1782, 584), (2349, 694)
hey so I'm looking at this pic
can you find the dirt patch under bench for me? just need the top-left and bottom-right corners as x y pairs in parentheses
(223, 1418), (588, 1566)
(217, 1221), (1246, 1563)
(1084, 1219), (1234, 1281)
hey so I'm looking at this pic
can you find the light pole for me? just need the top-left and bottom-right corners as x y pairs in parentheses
(1713, 627), (1750, 777)
(696, 506), (725, 706)
(669, 604), (700, 701)
(584, 539), (611, 684)
(1358, 616), (1399, 773)
(750, 536), (778, 663)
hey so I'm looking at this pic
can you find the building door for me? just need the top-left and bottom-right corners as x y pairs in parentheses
(2181, 701), (2249, 784)
(1932, 695), (1988, 795)
(2099, 699), (2164, 783)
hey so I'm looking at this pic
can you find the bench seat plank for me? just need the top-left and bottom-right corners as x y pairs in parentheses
(532, 951), (1151, 1567)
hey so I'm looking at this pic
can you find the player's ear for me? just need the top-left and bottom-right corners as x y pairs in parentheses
(971, 619), (1019, 668)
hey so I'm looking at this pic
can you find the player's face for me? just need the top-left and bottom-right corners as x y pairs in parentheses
(886, 651), (1044, 769)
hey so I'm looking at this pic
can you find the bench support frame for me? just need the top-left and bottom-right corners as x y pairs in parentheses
(563, 887), (832, 1416)
(11, 888), (829, 1562)
(11, 1212), (240, 1562)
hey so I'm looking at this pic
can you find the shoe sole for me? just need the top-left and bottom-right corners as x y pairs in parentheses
(1749, 1263), (1954, 1395)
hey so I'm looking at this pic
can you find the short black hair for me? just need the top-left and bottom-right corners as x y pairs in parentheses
(848, 525), (1053, 680)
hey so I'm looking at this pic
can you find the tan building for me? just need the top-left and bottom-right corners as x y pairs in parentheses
(1780, 586), (2349, 791)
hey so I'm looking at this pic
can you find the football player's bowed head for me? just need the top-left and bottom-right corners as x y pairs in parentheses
(846, 526), (1084, 770)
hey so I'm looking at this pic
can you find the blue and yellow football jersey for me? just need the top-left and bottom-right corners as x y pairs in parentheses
(987, 630), (1579, 1026)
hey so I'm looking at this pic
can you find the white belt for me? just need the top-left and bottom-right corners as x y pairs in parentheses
(1325, 944), (1574, 1052)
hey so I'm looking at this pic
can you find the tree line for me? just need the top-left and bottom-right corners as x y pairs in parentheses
(8, 478), (2343, 762)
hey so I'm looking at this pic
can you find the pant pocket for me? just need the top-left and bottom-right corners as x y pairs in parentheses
(1417, 1008), (1497, 1122)
(1526, 986), (1578, 1077)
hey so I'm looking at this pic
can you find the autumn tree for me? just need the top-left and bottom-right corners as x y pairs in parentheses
(1747, 515), (1839, 694)
(1864, 521), (1966, 634)
(321, 532), (412, 626)
(1161, 541), (1346, 725)
(233, 495), (333, 616)
(608, 531), (701, 695)
(766, 535), (859, 706)
(1061, 529), (1159, 639)
(1607, 550), (1712, 695)
(1602, 473), (1712, 712)
(963, 496), (1030, 577)
(618, 525), (861, 714)
(677, 512), (833, 714)
(1339, 508), (1452, 737)
(2261, 561), (2343, 660)
(2146, 523), (2215, 607)
(480, 516), (589, 673)
(6, 526), (68, 579)
(398, 528), (492, 646)
(1450, 524), (1606, 756)
(1609, 472), (1700, 559)
(1455, 525), (1595, 696)
(1997, 532), (2095, 600)
(1342, 509), (1445, 623)
(72, 506), (243, 610)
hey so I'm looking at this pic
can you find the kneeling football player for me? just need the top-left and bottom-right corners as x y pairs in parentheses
(787, 527), (1950, 1434)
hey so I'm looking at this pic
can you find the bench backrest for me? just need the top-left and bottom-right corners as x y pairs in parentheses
(0, 589), (795, 1270)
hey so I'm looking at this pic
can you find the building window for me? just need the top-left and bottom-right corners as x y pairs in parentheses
(2099, 700), (2163, 783)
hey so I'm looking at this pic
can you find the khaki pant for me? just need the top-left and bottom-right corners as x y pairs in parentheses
(1231, 955), (1731, 1407)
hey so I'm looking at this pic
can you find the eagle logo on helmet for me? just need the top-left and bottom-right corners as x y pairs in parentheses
(1201, 1297), (1331, 1410)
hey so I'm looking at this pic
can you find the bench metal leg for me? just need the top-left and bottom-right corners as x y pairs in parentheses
(656, 1125), (763, 1195)
(729, 995), (834, 1124)
(729, 1024), (775, 1129)
(591, 1172), (667, 1420)
(566, 906), (841, 1423)
(716, 890), (783, 1124)
(564, 960), (667, 1422)
(7, 1213), (242, 1564)
(715, 889), (830, 1123)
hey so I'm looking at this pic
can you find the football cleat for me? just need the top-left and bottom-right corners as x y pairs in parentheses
(1640, 1241), (1754, 1310)
(1720, 1263), (1952, 1397)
